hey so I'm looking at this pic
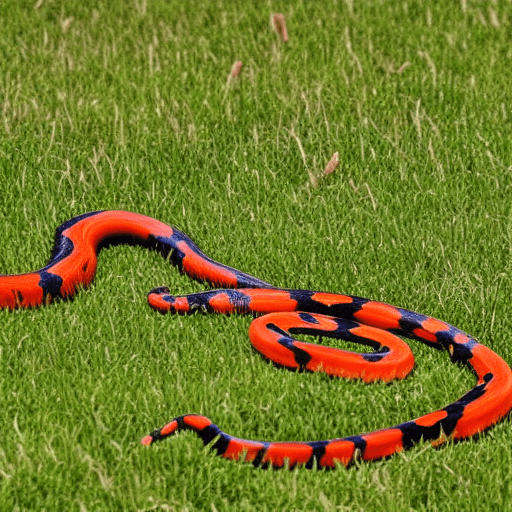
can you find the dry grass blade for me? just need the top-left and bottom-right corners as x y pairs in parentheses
(288, 126), (317, 187)
(397, 61), (411, 73)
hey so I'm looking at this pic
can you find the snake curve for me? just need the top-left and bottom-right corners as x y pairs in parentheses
(1, 210), (511, 469)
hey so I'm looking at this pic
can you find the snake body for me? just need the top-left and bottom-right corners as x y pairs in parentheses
(2, 210), (511, 468)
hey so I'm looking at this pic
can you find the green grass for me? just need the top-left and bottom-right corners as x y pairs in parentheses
(1, 0), (512, 510)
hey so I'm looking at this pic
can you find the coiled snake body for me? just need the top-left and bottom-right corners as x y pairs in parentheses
(1, 210), (511, 468)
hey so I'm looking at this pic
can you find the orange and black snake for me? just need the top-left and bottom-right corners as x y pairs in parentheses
(1, 210), (511, 468)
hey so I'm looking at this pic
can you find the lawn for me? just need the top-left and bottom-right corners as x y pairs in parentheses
(1, 0), (511, 510)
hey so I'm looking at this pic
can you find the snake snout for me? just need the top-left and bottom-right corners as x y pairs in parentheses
(148, 286), (170, 295)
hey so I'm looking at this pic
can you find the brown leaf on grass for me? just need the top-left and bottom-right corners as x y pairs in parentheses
(272, 14), (288, 42)
(323, 152), (339, 176)
(230, 60), (243, 79)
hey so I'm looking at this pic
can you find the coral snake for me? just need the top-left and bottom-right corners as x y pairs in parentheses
(1, 210), (511, 469)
